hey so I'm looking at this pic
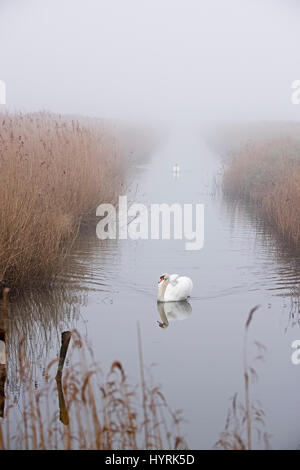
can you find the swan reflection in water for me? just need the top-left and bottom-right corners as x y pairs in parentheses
(157, 300), (192, 329)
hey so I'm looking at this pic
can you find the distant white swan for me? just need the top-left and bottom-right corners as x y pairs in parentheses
(157, 273), (193, 302)
(172, 163), (180, 173)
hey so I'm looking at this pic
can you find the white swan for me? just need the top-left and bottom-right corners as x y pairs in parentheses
(157, 273), (193, 302)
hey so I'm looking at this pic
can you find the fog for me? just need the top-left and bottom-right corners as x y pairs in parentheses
(0, 0), (300, 124)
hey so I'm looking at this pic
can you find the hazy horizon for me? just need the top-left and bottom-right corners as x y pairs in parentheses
(1, 0), (300, 125)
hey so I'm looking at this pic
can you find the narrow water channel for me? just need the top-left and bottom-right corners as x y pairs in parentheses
(8, 129), (300, 449)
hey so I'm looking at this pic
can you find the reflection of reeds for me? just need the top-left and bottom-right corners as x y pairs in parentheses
(0, 329), (187, 450)
(2, 285), (81, 392)
(215, 306), (271, 450)
(286, 285), (300, 332)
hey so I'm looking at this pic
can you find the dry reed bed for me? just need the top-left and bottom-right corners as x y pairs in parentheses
(223, 138), (300, 248)
(0, 112), (126, 289)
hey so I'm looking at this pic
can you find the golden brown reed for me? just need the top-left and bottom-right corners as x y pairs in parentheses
(223, 138), (300, 248)
(0, 112), (126, 289)
(0, 329), (187, 450)
(215, 306), (271, 450)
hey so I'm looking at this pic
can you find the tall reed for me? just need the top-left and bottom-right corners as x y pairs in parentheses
(223, 138), (300, 248)
(0, 112), (126, 289)
(215, 306), (271, 450)
(0, 328), (187, 450)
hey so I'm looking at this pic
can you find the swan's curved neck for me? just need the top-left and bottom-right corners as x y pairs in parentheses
(158, 278), (169, 302)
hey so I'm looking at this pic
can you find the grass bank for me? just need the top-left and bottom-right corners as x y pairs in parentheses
(217, 123), (300, 249)
(0, 112), (133, 290)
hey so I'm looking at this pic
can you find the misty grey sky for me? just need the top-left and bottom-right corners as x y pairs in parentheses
(0, 0), (300, 123)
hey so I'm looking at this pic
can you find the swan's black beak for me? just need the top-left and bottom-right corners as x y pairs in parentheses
(158, 276), (164, 284)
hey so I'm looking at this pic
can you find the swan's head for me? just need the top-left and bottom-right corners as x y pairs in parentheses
(158, 273), (169, 284)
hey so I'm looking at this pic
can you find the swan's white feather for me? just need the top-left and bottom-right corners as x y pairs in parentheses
(158, 274), (193, 302)
(169, 274), (179, 285)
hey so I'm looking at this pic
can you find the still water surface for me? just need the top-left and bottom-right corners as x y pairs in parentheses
(9, 131), (300, 449)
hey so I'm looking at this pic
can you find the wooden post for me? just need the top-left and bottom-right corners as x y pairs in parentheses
(55, 331), (72, 425)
